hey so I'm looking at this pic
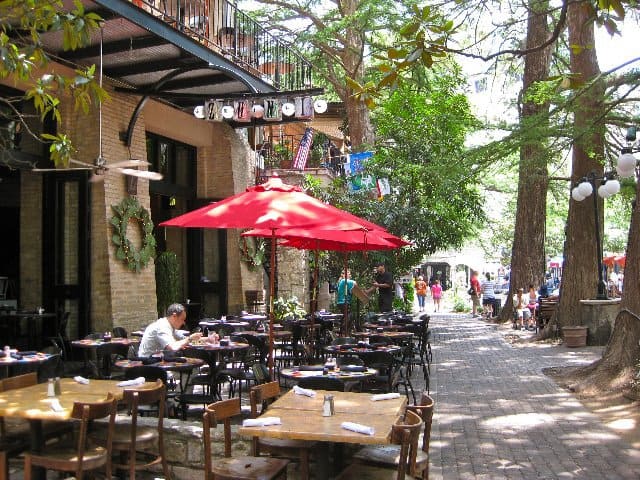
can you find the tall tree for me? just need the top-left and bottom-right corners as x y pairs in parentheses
(500, 0), (553, 320)
(556, 0), (606, 325)
(239, 0), (434, 147)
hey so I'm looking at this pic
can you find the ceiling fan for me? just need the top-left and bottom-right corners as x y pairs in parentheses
(32, 28), (163, 184)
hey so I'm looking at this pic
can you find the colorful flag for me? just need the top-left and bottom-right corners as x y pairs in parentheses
(377, 178), (391, 198)
(349, 151), (373, 174)
(293, 128), (314, 170)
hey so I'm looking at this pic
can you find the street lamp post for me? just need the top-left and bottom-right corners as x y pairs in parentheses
(570, 127), (640, 300)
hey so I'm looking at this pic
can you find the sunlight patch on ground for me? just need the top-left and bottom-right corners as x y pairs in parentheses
(559, 430), (620, 442)
(607, 418), (636, 431)
(482, 412), (554, 431)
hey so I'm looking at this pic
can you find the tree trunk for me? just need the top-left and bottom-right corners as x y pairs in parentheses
(500, 0), (552, 321)
(555, 0), (605, 327)
(340, 0), (374, 148)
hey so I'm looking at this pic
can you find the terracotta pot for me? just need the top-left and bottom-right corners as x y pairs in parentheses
(562, 326), (588, 347)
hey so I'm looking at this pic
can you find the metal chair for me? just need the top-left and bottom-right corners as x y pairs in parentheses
(336, 409), (423, 480)
(203, 397), (289, 480)
(250, 381), (316, 480)
(23, 396), (117, 480)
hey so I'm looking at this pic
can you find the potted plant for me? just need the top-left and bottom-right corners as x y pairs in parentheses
(155, 251), (181, 316)
(272, 296), (307, 324)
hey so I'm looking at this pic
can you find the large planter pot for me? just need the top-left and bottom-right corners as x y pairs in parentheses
(563, 326), (588, 347)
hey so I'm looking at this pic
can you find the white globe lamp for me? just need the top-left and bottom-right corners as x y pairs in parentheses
(616, 152), (637, 177)
(251, 104), (265, 118)
(577, 181), (593, 198)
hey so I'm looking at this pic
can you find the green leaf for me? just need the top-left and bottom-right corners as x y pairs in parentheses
(116, 248), (126, 261)
(112, 235), (121, 246)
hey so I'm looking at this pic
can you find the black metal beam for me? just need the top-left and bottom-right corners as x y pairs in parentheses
(58, 35), (168, 60)
(105, 56), (206, 77)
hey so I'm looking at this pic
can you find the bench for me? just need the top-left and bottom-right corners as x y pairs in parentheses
(537, 297), (559, 329)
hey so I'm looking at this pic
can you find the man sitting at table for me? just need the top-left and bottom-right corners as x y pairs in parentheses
(138, 303), (202, 357)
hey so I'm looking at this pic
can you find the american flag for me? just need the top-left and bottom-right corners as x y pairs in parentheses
(292, 128), (314, 170)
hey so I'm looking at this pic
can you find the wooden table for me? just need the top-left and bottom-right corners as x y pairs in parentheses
(0, 351), (58, 378)
(239, 389), (405, 479)
(0, 378), (155, 480)
(323, 344), (401, 357)
(279, 365), (377, 383)
(353, 331), (414, 342)
(114, 357), (205, 392)
(71, 338), (140, 378)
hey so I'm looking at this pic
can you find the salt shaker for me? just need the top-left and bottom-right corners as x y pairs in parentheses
(322, 394), (335, 417)
(54, 377), (61, 396)
(3, 345), (10, 358)
(47, 378), (56, 397)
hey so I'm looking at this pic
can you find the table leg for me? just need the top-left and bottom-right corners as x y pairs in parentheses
(28, 419), (46, 480)
(315, 443), (330, 480)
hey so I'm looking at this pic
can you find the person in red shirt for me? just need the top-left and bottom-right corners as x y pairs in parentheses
(430, 279), (443, 312)
(470, 271), (481, 317)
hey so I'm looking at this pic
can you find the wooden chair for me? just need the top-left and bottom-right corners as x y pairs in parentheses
(23, 395), (117, 480)
(203, 397), (289, 480)
(336, 409), (423, 480)
(91, 379), (170, 480)
(352, 392), (434, 479)
(249, 381), (316, 480)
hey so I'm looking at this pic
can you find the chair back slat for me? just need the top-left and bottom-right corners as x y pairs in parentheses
(406, 391), (434, 453)
(249, 380), (280, 416)
(0, 372), (37, 391)
(390, 409), (423, 480)
(204, 398), (241, 459)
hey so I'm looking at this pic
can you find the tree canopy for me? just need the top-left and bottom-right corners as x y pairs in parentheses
(0, 0), (105, 167)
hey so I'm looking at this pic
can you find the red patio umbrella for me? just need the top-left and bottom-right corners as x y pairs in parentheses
(159, 176), (386, 377)
(243, 227), (410, 332)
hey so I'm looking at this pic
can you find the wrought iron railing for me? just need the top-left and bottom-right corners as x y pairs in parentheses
(134, 0), (313, 91)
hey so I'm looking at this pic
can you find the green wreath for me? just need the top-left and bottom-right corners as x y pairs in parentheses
(239, 235), (266, 271)
(110, 197), (156, 272)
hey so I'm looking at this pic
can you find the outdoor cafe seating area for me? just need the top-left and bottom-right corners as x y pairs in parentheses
(0, 308), (433, 479)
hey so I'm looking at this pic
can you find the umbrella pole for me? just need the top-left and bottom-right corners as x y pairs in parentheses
(310, 247), (319, 360)
(343, 251), (348, 335)
(268, 229), (276, 380)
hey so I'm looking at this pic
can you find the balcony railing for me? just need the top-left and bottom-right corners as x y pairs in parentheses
(133, 0), (313, 91)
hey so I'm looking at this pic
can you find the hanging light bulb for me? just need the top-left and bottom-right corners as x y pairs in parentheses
(282, 102), (295, 116)
(616, 152), (637, 177)
(597, 184), (611, 198)
(313, 99), (328, 113)
(251, 104), (265, 118)
(577, 181), (593, 197)
(221, 105), (234, 119)
(603, 178), (620, 196)
(193, 105), (205, 119)
(571, 187), (586, 202)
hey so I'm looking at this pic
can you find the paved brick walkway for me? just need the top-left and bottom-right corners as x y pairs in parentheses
(427, 313), (640, 479)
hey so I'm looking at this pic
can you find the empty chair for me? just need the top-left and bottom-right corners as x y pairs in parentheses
(112, 326), (128, 338)
(353, 392), (434, 479)
(23, 396), (117, 480)
(91, 379), (170, 479)
(124, 366), (171, 417)
(250, 381), (316, 480)
(335, 409), (423, 480)
(203, 397), (289, 480)
(178, 348), (220, 419)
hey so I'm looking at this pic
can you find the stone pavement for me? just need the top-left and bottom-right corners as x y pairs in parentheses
(427, 312), (640, 479)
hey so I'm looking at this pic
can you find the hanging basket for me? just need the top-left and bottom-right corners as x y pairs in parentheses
(562, 326), (588, 348)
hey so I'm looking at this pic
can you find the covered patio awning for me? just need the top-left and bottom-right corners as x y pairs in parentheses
(37, 0), (322, 141)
